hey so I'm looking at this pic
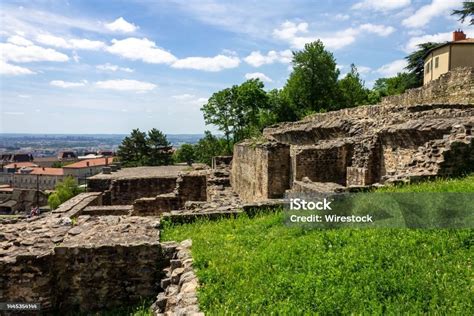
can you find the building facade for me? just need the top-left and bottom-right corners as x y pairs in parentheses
(423, 30), (474, 85)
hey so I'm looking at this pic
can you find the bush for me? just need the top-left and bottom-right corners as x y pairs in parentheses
(47, 176), (82, 210)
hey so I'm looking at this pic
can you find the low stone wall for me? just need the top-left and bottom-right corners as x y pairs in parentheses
(132, 173), (208, 216)
(81, 205), (133, 216)
(151, 240), (202, 315)
(0, 215), (163, 313)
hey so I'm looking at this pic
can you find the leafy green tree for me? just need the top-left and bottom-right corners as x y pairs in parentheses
(405, 42), (441, 86)
(48, 176), (82, 210)
(452, 1), (474, 25)
(117, 128), (172, 166)
(283, 41), (340, 118)
(337, 64), (369, 108)
(202, 88), (235, 152)
(174, 144), (196, 165)
(234, 79), (269, 139)
(147, 128), (172, 165)
(194, 131), (228, 165)
(372, 72), (418, 97)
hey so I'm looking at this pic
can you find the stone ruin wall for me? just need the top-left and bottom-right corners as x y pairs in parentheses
(132, 172), (208, 216)
(381, 66), (474, 106)
(231, 142), (290, 202)
(232, 67), (474, 202)
(88, 176), (177, 205)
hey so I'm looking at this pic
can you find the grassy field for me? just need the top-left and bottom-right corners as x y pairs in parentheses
(161, 176), (474, 315)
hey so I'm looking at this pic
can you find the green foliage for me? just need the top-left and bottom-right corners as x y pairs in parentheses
(47, 176), (82, 210)
(162, 176), (474, 314)
(51, 161), (64, 168)
(201, 79), (269, 150)
(117, 128), (172, 167)
(372, 72), (418, 98)
(194, 131), (228, 165)
(376, 174), (474, 192)
(162, 212), (472, 314)
(452, 1), (474, 25)
(173, 131), (228, 166)
(337, 64), (370, 108)
(174, 143), (196, 165)
(405, 42), (442, 86)
(283, 41), (340, 118)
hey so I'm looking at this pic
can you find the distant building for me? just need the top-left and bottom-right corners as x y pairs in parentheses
(423, 30), (474, 85)
(13, 167), (66, 190)
(1, 153), (33, 164)
(58, 151), (77, 161)
(63, 157), (113, 184)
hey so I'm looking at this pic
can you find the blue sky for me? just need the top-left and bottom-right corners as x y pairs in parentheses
(0, 0), (472, 134)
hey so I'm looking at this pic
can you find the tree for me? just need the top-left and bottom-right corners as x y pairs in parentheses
(283, 41), (340, 118)
(194, 131), (228, 165)
(372, 72), (418, 97)
(201, 79), (270, 150)
(452, 1), (474, 25)
(48, 176), (82, 210)
(202, 88), (235, 152)
(405, 42), (441, 86)
(234, 79), (269, 139)
(174, 144), (196, 165)
(337, 64), (369, 108)
(147, 128), (172, 166)
(117, 128), (172, 167)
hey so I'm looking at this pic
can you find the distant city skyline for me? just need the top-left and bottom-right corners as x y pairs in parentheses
(1, 0), (472, 134)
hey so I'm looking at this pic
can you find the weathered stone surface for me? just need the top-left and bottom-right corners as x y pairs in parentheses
(232, 68), (474, 202)
(151, 239), (202, 315)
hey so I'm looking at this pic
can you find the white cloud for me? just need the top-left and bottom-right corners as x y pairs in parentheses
(172, 94), (195, 100)
(404, 31), (451, 52)
(245, 72), (273, 82)
(36, 34), (105, 50)
(357, 66), (372, 74)
(402, 0), (463, 28)
(50, 80), (86, 88)
(96, 63), (134, 72)
(0, 60), (35, 75)
(244, 50), (292, 67)
(18, 94), (31, 98)
(7, 35), (33, 46)
(352, 0), (411, 11)
(376, 59), (408, 77)
(95, 79), (157, 92)
(171, 54), (240, 72)
(105, 17), (139, 33)
(359, 24), (395, 36)
(0, 42), (69, 63)
(190, 97), (208, 106)
(334, 14), (350, 21)
(4, 112), (25, 115)
(107, 37), (177, 64)
(272, 21), (395, 50)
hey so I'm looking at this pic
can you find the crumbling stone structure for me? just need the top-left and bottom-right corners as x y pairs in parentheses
(232, 67), (474, 202)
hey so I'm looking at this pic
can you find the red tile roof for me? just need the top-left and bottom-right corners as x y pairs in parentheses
(63, 157), (114, 169)
(4, 162), (38, 169)
(16, 168), (64, 176)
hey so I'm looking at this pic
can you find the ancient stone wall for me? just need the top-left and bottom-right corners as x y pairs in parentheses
(231, 142), (290, 202)
(132, 173), (208, 216)
(381, 67), (474, 106)
(232, 68), (474, 200)
(0, 214), (163, 313)
(291, 141), (353, 185)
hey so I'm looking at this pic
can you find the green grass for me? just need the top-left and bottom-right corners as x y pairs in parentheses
(161, 176), (474, 315)
(376, 174), (474, 192)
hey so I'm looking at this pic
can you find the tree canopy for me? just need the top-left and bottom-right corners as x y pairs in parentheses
(117, 128), (172, 167)
(452, 1), (474, 25)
